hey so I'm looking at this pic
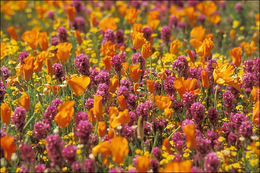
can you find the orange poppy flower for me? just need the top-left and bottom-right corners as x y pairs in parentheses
(183, 124), (197, 149)
(241, 41), (258, 57)
(22, 54), (34, 81)
(173, 77), (200, 99)
(45, 58), (53, 74)
(158, 71), (167, 80)
(56, 42), (73, 62)
(159, 160), (193, 172)
(92, 140), (112, 165)
(213, 62), (241, 91)
(163, 138), (171, 153)
(88, 108), (97, 123)
(126, 7), (140, 24)
(108, 127), (115, 139)
(170, 40), (181, 55)
(209, 15), (222, 25)
(164, 107), (173, 119)
(132, 23), (143, 33)
(190, 37), (214, 58)
(22, 28), (40, 50)
(230, 47), (242, 67)
(129, 64), (142, 82)
(98, 121), (106, 137)
(184, 6), (200, 25)
(136, 156), (150, 173)
(94, 95), (103, 120)
(75, 30), (82, 45)
(68, 76), (90, 96)
(250, 142), (260, 156)
(201, 70), (209, 88)
(110, 136), (129, 165)
(100, 41), (116, 57)
(134, 83), (140, 94)
(36, 6), (47, 19)
(90, 13), (97, 27)
(7, 26), (18, 40)
(18, 92), (30, 111)
(109, 106), (119, 120)
(1, 103), (11, 124)
(17, 1), (27, 10)
(148, 19), (160, 32)
(146, 80), (155, 93)
(230, 29), (236, 39)
(117, 95), (127, 110)
(109, 75), (119, 93)
(0, 136), (16, 161)
(66, 6), (75, 21)
(154, 95), (172, 110)
(142, 41), (153, 59)
(102, 56), (112, 71)
(117, 2), (127, 17)
(55, 101), (75, 128)
(111, 109), (130, 129)
(251, 86), (259, 102)
(38, 32), (48, 50)
(98, 17), (117, 31)
(196, 1), (217, 17)
(121, 62), (129, 75)
(190, 26), (205, 41)
(187, 49), (195, 63)
(132, 32), (146, 49)
(252, 101), (259, 126)
(43, 84), (60, 95)
(34, 51), (48, 73)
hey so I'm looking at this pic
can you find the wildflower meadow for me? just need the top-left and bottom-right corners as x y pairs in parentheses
(0, 1), (260, 172)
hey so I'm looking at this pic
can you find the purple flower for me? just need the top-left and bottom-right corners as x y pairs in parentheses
(152, 147), (161, 159)
(239, 121), (253, 139)
(96, 83), (109, 98)
(208, 107), (218, 126)
(230, 113), (247, 130)
(35, 164), (46, 173)
(142, 26), (153, 41)
(243, 60), (254, 73)
(196, 137), (211, 155)
(172, 56), (189, 77)
(33, 121), (48, 140)
(128, 111), (137, 126)
(85, 98), (94, 110)
(111, 55), (122, 73)
(228, 132), (239, 146)
(163, 76), (176, 96)
(150, 159), (159, 172)
(0, 82), (6, 103)
(51, 37), (59, 46)
(177, 21), (186, 30)
(51, 98), (63, 107)
(188, 67), (200, 79)
(103, 29), (115, 43)
(116, 29), (124, 44)
(183, 91), (195, 109)
(121, 125), (134, 140)
(89, 66), (99, 86)
(181, 119), (194, 131)
(223, 90), (234, 113)
(46, 135), (64, 168)
(72, 0), (85, 13)
(0, 67), (10, 80)
(72, 16), (86, 33)
(242, 73), (257, 93)
(12, 107), (26, 132)
(120, 79), (131, 89)
(62, 145), (77, 164)
(57, 27), (68, 42)
(108, 168), (125, 173)
(161, 26), (171, 44)
(235, 2), (243, 13)
(132, 52), (142, 64)
(72, 161), (82, 172)
(74, 54), (90, 76)
(172, 132), (185, 150)
(74, 112), (88, 127)
(84, 158), (95, 172)
(43, 105), (58, 124)
(52, 63), (64, 81)
(190, 102), (205, 127)
(47, 10), (55, 20)
(204, 152), (220, 172)
(18, 165), (28, 173)
(20, 144), (35, 163)
(169, 15), (178, 28)
(95, 70), (110, 85)
(76, 120), (93, 144)
(117, 86), (129, 98)
(136, 101), (153, 121)
(127, 94), (138, 110)
(18, 52), (29, 64)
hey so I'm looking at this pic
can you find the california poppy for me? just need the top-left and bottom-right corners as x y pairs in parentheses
(252, 101), (259, 126)
(22, 54), (35, 81)
(190, 26), (205, 41)
(108, 127), (115, 139)
(38, 32), (48, 50)
(98, 17), (117, 31)
(34, 51), (48, 73)
(173, 77), (200, 98)
(92, 140), (111, 165)
(230, 47), (242, 67)
(164, 107), (173, 119)
(109, 75), (119, 93)
(250, 142), (260, 155)
(98, 121), (106, 137)
(132, 32), (146, 49)
(22, 28), (40, 50)
(163, 138), (171, 153)
(56, 42), (73, 62)
(68, 76), (90, 96)
(111, 109), (130, 128)
(136, 156), (150, 173)
(142, 41), (153, 59)
(241, 41), (258, 57)
(132, 23), (143, 33)
(209, 15), (222, 25)
(1, 103), (11, 124)
(126, 7), (140, 24)
(94, 95), (103, 120)
(109, 106), (119, 120)
(170, 40), (181, 55)
(54, 101), (75, 128)
(146, 80), (155, 93)
(117, 2), (127, 17)
(88, 108), (97, 123)
(7, 26), (18, 40)
(129, 64), (142, 82)
(154, 95), (172, 110)
(45, 58), (53, 74)
(196, 1), (217, 17)
(0, 136), (16, 161)
(100, 41), (116, 57)
(18, 92), (30, 111)
(159, 160), (193, 172)
(90, 13), (97, 27)
(66, 6), (75, 21)
(110, 136), (129, 165)
(117, 95), (127, 110)
(158, 71), (167, 80)
(201, 70), (209, 88)
(121, 62), (129, 75)
(183, 124), (197, 149)
(184, 6), (200, 25)
(251, 86), (259, 102)
(134, 83), (140, 94)
(75, 30), (82, 45)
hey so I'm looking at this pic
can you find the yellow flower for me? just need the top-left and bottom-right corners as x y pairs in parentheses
(250, 159), (259, 167)
(62, 167), (68, 172)
(26, 131), (33, 136)
(0, 167), (6, 173)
